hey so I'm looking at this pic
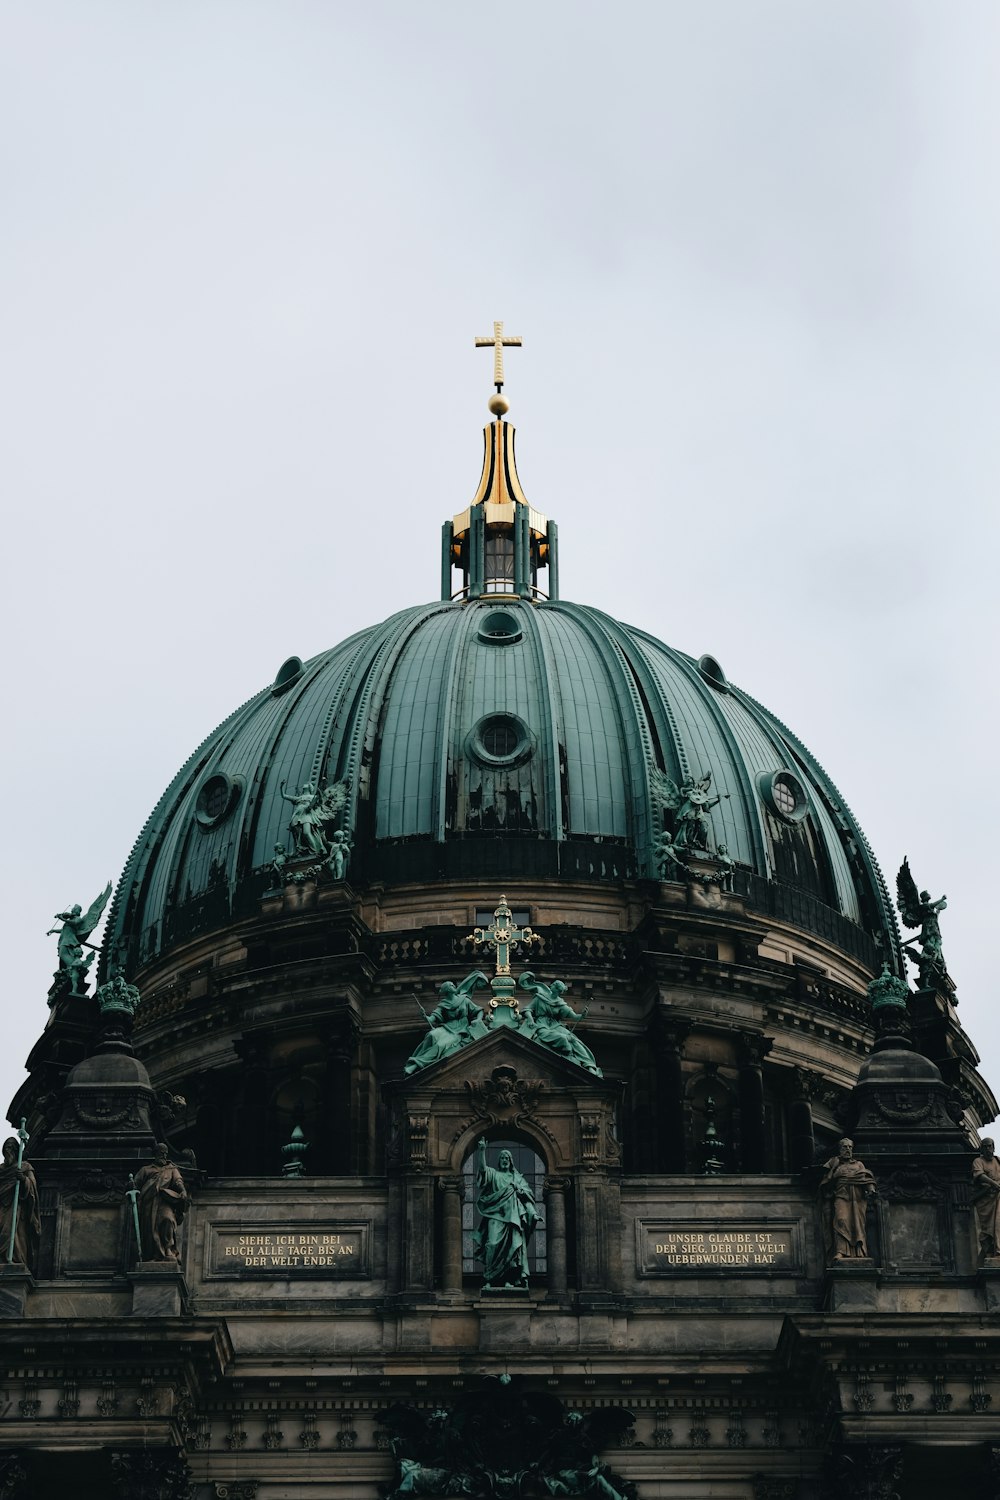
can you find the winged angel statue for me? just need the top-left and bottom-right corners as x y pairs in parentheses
(279, 776), (351, 859)
(650, 767), (731, 885)
(48, 882), (113, 996)
(896, 857), (948, 992)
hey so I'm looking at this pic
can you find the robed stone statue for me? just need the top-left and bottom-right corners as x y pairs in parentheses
(404, 971), (490, 1075)
(518, 973), (603, 1076)
(972, 1137), (1000, 1259)
(134, 1143), (188, 1262)
(819, 1138), (876, 1262)
(474, 1138), (538, 1289)
(0, 1139), (40, 1269)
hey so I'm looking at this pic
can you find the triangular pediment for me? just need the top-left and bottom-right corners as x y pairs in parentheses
(391, 1022), (615, 1098)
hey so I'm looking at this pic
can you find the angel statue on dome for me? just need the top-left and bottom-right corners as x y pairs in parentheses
(279, 775), (350, 858)
(47, 882), (112, 996)
(650, 768), (728, 853)
(896, 857), (948, 993)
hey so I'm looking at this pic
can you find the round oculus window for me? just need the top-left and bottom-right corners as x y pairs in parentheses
(195, 772), (242, 829)
(758, 769), (808, 824)
(468, 713), (534, 768)
(272, 655), (304, 696)
(477, 609), (523, 645)
(697, 654), (729, 692)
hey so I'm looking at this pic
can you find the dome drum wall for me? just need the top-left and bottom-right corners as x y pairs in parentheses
(96, 869), (959, 1185)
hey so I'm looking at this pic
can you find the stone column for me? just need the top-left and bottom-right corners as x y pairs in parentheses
(232, 1037), (270, 1173)
(788, 1069), (816, 1171)
(323, 1015), (359, 1174)
(650, 1019), (691, 1172)
(438, 1175), (465, 1294)
(544, 1177), (569, 1297)
(738, 1035), (772, 1172)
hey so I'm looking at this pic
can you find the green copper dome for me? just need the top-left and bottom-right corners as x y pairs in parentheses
(107, 595), (898, 974)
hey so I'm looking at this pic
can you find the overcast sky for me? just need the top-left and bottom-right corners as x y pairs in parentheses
(2, 2), (998, 1121)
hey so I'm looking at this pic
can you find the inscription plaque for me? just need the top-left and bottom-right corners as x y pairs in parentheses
(639, 1223), (796, 1275)
(208, 1223), (370, 1278)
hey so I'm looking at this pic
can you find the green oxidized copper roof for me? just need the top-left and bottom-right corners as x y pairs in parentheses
(106, 596), (900, 975)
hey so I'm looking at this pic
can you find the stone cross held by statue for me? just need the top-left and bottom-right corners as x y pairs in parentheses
(125, 1174), (142, 1262)
(474, 321), (522, 390)
(471, 896), (535, 977)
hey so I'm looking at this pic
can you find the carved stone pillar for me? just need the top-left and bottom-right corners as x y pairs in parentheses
(232, 1037), (270, 1173)
(738, 1034), (772, 1172)
(438, 1175), (464, 1294)
(650, 1019), (691, 1172)
(788, 1069), (816, 1171)
(322, 1014), (359, 1173)
(544, 1177), (569, 1297)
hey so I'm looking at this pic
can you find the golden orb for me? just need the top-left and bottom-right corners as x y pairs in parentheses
(488, 392), (510, 417)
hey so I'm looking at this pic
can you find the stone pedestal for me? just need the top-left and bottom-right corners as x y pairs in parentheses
(0, 1264), (33, 1318)
(129, 1262), (188, 1317)
(476, 1290), (532, 1351)
(822, 1260), (877, 1312)
(979, 1257), (1000, 1312)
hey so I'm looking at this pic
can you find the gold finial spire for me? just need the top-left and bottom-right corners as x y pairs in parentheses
(475, 320), (522, 403)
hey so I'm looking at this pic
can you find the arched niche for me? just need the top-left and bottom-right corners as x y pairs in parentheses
(382, 1028), (625, 1296)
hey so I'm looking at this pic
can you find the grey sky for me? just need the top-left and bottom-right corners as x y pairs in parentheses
(2, 3), (998, 1117)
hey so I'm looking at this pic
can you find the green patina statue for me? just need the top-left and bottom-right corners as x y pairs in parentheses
(403, 971), (490, 1075)
(651, 768), (727, 853)
(896, 857), (948, 992)
(518, 972), (603, 1076)
(382, 1380), (637, 1500)
(327, 828), (352, 881)
(47, 883), (112, 996)
(270, 843), (288, 885)
(279, 777), (351, 858)
(474, 1138), (537, 1289)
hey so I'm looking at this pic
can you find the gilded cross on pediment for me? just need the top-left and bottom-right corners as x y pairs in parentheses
(471, 895), (535, 976)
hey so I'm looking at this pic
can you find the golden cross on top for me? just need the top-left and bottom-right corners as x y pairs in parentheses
(471, 895), (535, 976)
(475, 321), (522, 390)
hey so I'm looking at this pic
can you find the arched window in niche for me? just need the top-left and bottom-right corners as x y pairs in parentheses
(462, 1139), (547, 1279)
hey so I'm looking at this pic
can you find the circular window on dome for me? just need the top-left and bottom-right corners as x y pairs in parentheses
(477, 609), (523, 645)
(195, 771), (242, 829)
(697, 654), (729, 692)
(272, 655), (304, 696)
(468, 713), (534, 768)
(758, 769), (808, 824)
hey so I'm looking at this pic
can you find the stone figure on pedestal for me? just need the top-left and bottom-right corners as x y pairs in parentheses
(896, 857), (948, 991)
(518, 973), (603, 1076)
(0, 1138), (39, 1269)
(474, 1138), (537, 1289)
(404, 971), (489, 1075)
(327, 828), (352, 880)
(819, 1138), (876, 1262)
(972, 1138), (1000, 1259)
(134, 1143), (188, 1262)
(47, 882), (112, 996)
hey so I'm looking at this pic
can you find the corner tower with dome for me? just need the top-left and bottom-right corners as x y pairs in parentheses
(3, 331), (999, 1500)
